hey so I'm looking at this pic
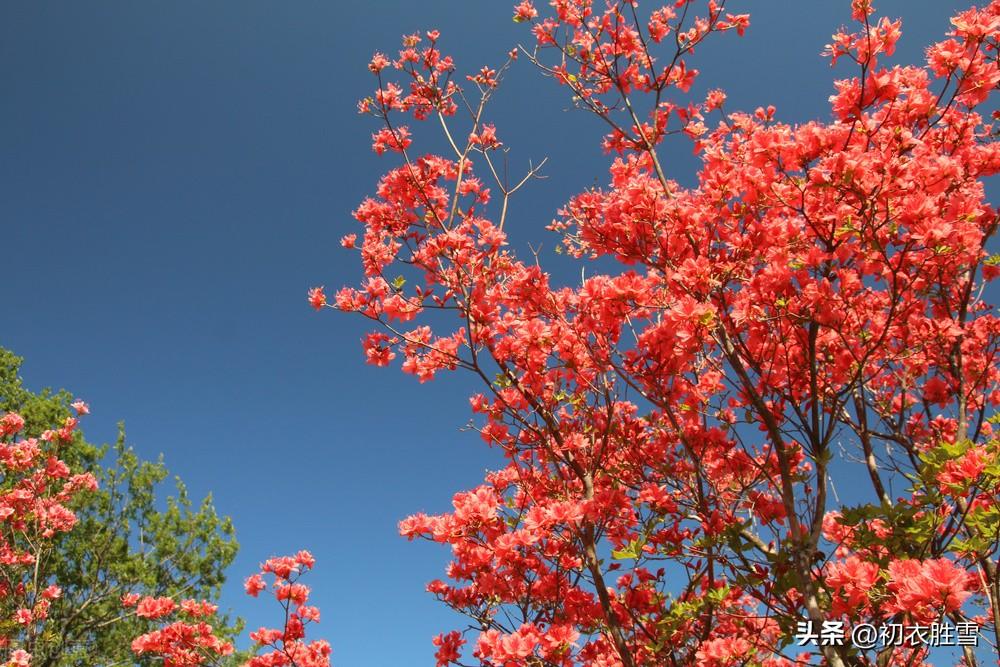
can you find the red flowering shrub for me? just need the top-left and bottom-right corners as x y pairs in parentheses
(322, 1), (1000, 665)
(128, 551), (330, 667)
(0, 404), (96, 666)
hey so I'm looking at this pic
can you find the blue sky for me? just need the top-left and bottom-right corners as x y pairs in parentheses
(0, 1), (976, 664)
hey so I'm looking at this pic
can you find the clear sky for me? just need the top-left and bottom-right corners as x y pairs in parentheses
(0, 1), (976, 664)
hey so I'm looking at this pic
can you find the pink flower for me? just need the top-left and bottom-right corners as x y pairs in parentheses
(244, 574), (266, 597)
(826, 557), (880, 615)
(368, 52), (390, 73)
(371, 126), (412, 155)
(276, 582), (310, 606)
(299, 605), (321, 622)
(180, 599), (218, 617)
(308, 286), (327, 311)
(887, 559), (973, 622)
(513, 1), (538, 22)
(432, 631), (465, 666)
(938, 447), (988, 492)
(294, 549), (316, 569)
(0, 413), (25, 437)
(135, 596), (178, 619)
(696, 637), (753, 667)
(7, 650), (31, 666)
(704, 89), (727, 112)
(469, 124), (501, 149)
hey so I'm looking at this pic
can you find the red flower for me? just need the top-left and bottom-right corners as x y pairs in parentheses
(888, 559), (974, 622)
(432, 631), (465, 666)
(307, 286), (327, 311)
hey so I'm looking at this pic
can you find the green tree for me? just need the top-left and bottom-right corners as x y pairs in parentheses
(0, 347), (242, 666)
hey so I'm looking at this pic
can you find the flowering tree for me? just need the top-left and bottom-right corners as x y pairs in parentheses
(0, 347), (242, 667)
(0, 397), (97, 667)
(0, 350), (331, 667)
(320, 0), (1000, 665)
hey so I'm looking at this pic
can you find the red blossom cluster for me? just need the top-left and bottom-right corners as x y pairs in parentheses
(320, 1), (1000, 665)
(127, 551), (329, 667)
(127, 593), (235, 667)
(0, 404), (96, 666)
(242, 551), (330, 667)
